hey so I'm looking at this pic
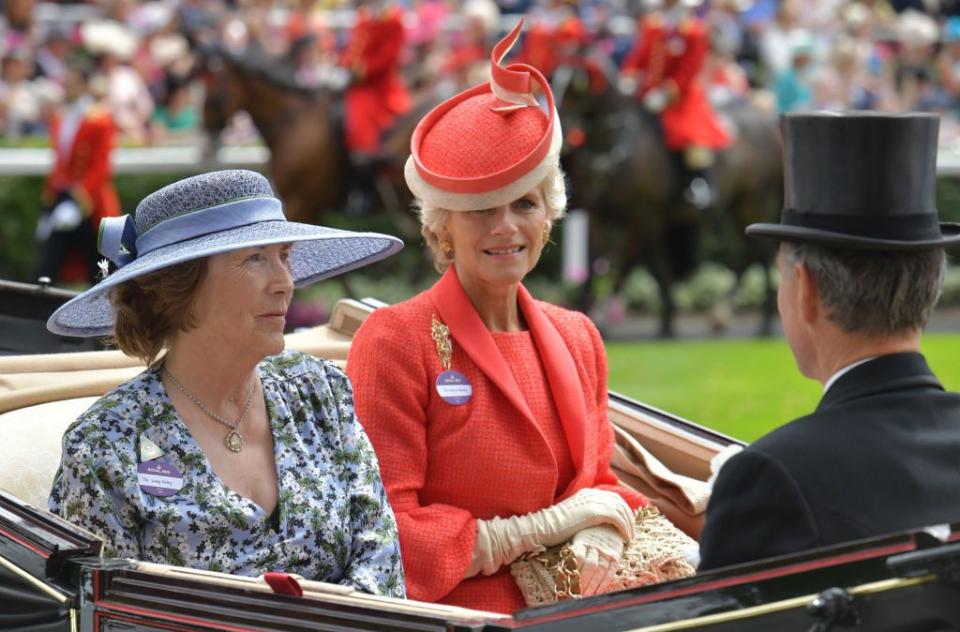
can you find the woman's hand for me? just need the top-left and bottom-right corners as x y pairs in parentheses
(541, 488), (635, 544)
(570, 524), (626, 596)
(466, 488), (634, 578)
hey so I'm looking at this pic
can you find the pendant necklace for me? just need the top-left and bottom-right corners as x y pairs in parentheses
(164, 366), (256, 453)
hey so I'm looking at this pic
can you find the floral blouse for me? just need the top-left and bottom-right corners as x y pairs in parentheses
(49, 351), (405, 598)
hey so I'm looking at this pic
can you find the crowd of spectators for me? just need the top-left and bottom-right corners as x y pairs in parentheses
(5, 0), (960, 149)
(0, 0), (200, 144)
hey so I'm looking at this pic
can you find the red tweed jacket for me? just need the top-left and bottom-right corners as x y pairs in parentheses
(346, 267), (646, 613)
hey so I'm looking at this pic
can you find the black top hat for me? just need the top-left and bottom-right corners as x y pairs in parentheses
(746, 111), (960, 250)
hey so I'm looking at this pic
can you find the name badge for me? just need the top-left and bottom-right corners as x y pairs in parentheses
(436, 370), (472, 405)
(138, 459), (184, 497)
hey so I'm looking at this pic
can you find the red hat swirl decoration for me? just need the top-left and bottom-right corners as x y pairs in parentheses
(405, 19), (563, 211)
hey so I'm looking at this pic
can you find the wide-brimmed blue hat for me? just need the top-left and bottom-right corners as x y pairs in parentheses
(48, 170), (403, 337)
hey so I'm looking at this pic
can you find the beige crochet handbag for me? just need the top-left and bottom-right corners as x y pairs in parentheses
(510, 506), (697, 607)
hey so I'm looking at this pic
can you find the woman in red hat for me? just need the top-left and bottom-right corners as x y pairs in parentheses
(346, 23), (650, 613)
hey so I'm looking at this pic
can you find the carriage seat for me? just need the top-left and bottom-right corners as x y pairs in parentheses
(0, 396), (99, 509)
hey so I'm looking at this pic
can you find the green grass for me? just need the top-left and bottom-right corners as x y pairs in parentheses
(607, 334), (960, 442)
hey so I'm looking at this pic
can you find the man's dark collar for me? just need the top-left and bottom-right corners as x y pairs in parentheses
(816, 352), (943, 412)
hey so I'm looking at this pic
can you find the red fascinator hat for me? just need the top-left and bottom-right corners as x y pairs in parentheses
(404, 20), (562, 211)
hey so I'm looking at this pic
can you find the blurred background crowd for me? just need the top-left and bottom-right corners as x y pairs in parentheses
(6, 0), (960, 148)
(4, 0), (960, 334)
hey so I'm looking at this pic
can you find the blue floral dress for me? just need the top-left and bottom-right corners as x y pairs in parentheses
(49, 350), (405, 598)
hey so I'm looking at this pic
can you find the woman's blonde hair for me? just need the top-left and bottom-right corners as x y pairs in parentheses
(415, 160), (568, 272)
(108, 258), (208, 365)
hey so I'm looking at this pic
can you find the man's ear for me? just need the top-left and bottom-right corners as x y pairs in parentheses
(795, 262), (820, 326)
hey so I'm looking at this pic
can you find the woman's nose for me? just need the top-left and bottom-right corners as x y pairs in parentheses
(490, 208), (518, 234)
(272, 255), (294, 293)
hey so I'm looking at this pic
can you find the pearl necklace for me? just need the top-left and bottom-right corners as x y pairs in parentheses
(164, 366), (256, 453)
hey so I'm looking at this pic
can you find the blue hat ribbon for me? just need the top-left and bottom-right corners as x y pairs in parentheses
(98, 215), (138, 269)
(135, 197), (284, 257)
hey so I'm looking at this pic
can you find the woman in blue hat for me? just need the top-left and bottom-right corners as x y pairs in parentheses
(46, 170), (405, 596)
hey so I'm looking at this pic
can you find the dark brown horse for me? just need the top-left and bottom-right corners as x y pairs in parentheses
(201, 48), (345, 225)
(552, 60), (782, 337)
(199, 46), (425, 239)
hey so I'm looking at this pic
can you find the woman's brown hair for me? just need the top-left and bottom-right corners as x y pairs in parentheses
(108, 258), (208, 365)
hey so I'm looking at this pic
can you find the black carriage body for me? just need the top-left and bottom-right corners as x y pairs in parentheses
(0, 280), (99, 355)
(4, 490), (960, 632)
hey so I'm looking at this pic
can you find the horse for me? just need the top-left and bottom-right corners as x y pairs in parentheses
(198, 44), (425, 240)
(200, 46), (345, 225)
(552, 60), (782, 337)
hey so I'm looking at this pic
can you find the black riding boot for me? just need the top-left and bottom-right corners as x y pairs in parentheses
(346, 154), (378, 215)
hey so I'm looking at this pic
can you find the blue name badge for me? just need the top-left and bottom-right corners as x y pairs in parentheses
(435, 370), (472, 405)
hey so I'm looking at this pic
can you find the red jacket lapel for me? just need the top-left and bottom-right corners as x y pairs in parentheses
(429, 267), (535, 424)
(517, 286), (588, 494)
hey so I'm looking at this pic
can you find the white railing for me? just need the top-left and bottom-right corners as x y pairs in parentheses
(936, 150), (960, 176)
(0, 146), (269, 176)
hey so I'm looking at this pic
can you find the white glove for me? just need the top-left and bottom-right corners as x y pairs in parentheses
(708, 444), (744, 487)
(617, 75), (638, 97)
(570, 524), (626, 596)
(50, 199), (83, 231)
(643, 88), (669, 113)
(467, 488), (634, 578)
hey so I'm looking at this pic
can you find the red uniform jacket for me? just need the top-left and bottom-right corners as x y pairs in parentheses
(346, 267), (646, 613)
(622, 14), (731, 151)
(46, 105), (121, 227)
(520, 16), (588, 79)
(341, 7), (411, 153)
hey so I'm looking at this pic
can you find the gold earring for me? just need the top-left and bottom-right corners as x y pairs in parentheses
(542, 226), (552, 246)
(439, 239), (454, 258)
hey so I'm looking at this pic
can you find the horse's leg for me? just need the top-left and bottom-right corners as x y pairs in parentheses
(641, 244), (675, 338)
(710, 272), (739, 336)
(603, 220), (647, 330)
(708, 195), (743, 335)
(575, 272), (595, 314)
(653, 265), (675, 338)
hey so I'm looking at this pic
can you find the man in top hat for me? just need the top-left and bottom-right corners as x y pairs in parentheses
(698, 112), (960, 571)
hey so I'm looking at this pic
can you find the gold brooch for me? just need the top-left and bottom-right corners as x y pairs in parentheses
(431, 315), (452, 370)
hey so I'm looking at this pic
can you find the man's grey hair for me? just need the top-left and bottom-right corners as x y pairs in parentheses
(780, 241), (947, 337)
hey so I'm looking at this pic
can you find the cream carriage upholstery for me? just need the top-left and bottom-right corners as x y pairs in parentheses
(0, 299), (717, 537)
